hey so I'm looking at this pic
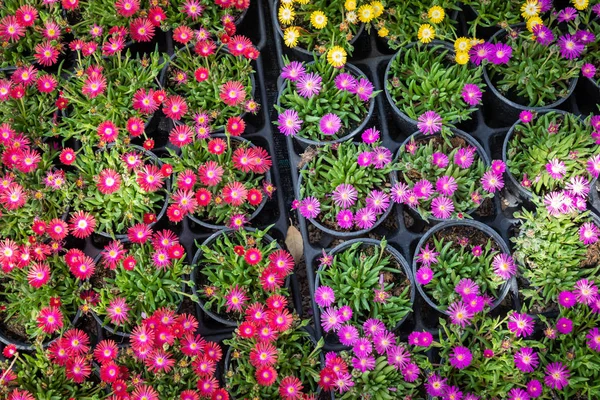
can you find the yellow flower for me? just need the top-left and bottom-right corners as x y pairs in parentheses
(470, 37), (484, 47)
(454, 37), (472, 52)
(294, 0), (309, 4)
(371, 1), (384, 17)
(378, 27), (389, 37)
(358, 5), (375, 23)
(278, 6), (295, 25)
(346, 11), (358, 24)
(345, 0), (357, 11)
(418, 24), (435, 43)
(310, 11), (328, 29)
(572, 0), (588, 10)
(455, 51), (470, 65)
(327, 46), (347, 67)
(428, 6), (445, 24)
(520, 0), (540, 19)
(526, 16), (543, 32)
(283, 26), (300, 47)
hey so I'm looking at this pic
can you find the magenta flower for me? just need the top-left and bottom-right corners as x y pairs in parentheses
(315, 286), (335, 307)
(366, 190), (390, 214)
(357, 151), (373, 167)
(574, 278), (598, 305)
(481, 171), (504, 193)
(225, 285), (248, 313)
(558, 291), (576, 308)
(352, 78), (374, 102)
(490, 43), (512, 65)
(464, 294), (485, 313)
(558, 34), (585, 60)
(338, 325), (359, 346)
(461, 83), (482, 106)
(449, 346), (472, 369)
(546, 159), (567, 180)
(448, 300), (474, 327)
(587, 154), (600, 178)
(334, 73), (357, 91)
(455, 278), (480, 298)
(351, 355), (376, 372)
(299, 196), (320, 219)
(354, 207), (377, 230)
(544, 191), (567, 216)
(321, 307), (342, 332)
(417, 110), (442, 135)
(336, 209), (354, 229)
(391, 182), (410, 203)
(594, 3), (600, 17)
(580, 222), (599, 245)
(508, 312), (534, 338)
(514, 347), (539, 373)
(576, 30), (595, 45)
(508, 388), (531, 400)
(454, 147), (475, 168)
(277, 109), (303, 136)
(519, 110), (533, 123)
(544, 362), (570, 390)
(469, 42), (493, 65)
(491, 160), (506, 175)
(586, 328), (600, 352)
(387, 345), (411, 369)
(363, 318), (385, 337)
(431, 196), (454, 219)
(413, 179), (434, 199)
(402, 363), (420, 382)
(416, 243), (439, 266)
(527, 379), (543, 398)
(361, 127), (380, 144)
(332, 183), (358, 208)
(352, 338), (373, 358)
(296, 72), (322, 98)
(492, 253), (516, 280)
(425, 373), (447, 397)
(590, 115), (600, 130)
(583, 63), (598, 79)
(566, 175), (589, 197)
(436, 176), (458, 196)
(416, 266), (434, 285)
(338, 305), (352, 322)
(533, 24), (555, 46)
(319, 113), (342, 136)
(556, 317), (573, 334)
(373, 330), (396, 354)
(432, 152), (449, 168)
(281, 61), (306, 81)
(372, 147), (392, 169)
(557, 7), (577, 22)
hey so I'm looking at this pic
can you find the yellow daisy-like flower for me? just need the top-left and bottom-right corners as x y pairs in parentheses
(454, 37), (472, 52)
(418, 24), (435, 44)
(346, 11), (358, 24)
(378, 27), (389, 37)
(572, 0), (588, 10)
(455, 51), (470, 65)
(371, 1), (384, 18)
(294, 0), (309, 4)
(278, 6), (295, 25)
(327, 46), (347, 67)
(428, 6), (445, 24)
(470, 37), (484, 47)
(345, 0), (357, 11)
(358, 4), (375, 23)
(526, 16), (543, 32)
(283, 26), (300, 47)
(310, 10), (328, 29)
(520, 0), (541, 19)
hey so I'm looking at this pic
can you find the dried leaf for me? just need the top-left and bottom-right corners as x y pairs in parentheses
(285, 224), (304, 263)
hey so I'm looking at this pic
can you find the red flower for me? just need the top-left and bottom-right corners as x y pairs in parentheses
(129, 18), (155, 42)
(3, 344), (17, 358)
(248, 188), (263, 206)
(115, 0), (140, 17)
(279, 376), (303, 400)
(97, 169), (121, 194)
(167, 204), (185, 222)
(143, 213), (156, 224)
(260, 267), (284, 292)
(15, 5), (38, 27)
(59, 148), (76, 165)
(196, 188), (212, 207)
(233, 245), (245, 256)
(132, 88), (158, 114)
(56, 96), (69, 109)
(163, 95), (188, 120)
(238, 321), (256, 338)
(69, 211), (96, 239)
(244, 247), (262, 265)
(256, 366), (278, 386)
(161, 164), (173, 176)
(226, 116), (246, 136)
(97, 121), (119, 142)
(65, 356), (91, 383)
(219, 81), (246, 107)
(207, 138), (227, 155)
(48, 219), (69, 240)
(127, 117), (145, 137)
(148, 7), (166, 26)
(62, 0), (79, 10)
(173, 26), (194, 44)
(194, 39), (216, 57)
(143, 138), (155, 150)
(169, 124), (194, 147)
(100, 362), (120, 383)
(136, 164), (165, 192)
(123, 255), (136, 270)
(37, 306), (63, 334)
(194, 67), (209, 82)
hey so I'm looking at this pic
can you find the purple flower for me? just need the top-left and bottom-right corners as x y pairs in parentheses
(319, 113), (342, 136)
(464, 394), (480, 400)
(391, 182), (409, 203)
(558, 34), (585, 60)
(464, 294), (486, 313)
(357, 151), (373, 167)
(281, 61), (306, 81)
(449, 346), (472, 369)
(586, 328), (600, 352)
(351, 355), (376, 372)
(417, 110), (442, 135)
(587, 154), (600, 178)
(296, 72), (322, 98)
(533, 24), (555, 46)
(352, 338), (372, 357)
(566, 175), (589, 197)
(431, 196), (454, 219)
(420, 331), (433, 346)
(508, 388), (531, 400)
(491, 160), (506, 175)
(455, 278), (480, 298)
(519, 110), (533, 123)
(416, 266), (433, 285)
(372, 147), (392, 169)
(527, 379), (543, 398)
(483, 349), (495, 358)
(404, 190), (419, 207)
(432, 152), (449, 168)
(338, 324), (359, 346)
(469, 42), (493, 65)
(299, 196), (321, 219)
(315, 286), (335, 307)
(546, 159), (568, 179)
(556, 317), (573, 334)
(413, 179), (434, 199)
(425, 373), (447, 397)
(481, 171), (504, 193)
(402, 363), (420, 382)
(339, 305), (353, 322)
(436, 176), (458, 197)
(334, 73), (357, 91)
(354, 207), (377, 230)
(594, 3), (600, 17)
(576, 30), (595, 45)
(544, 362), (570, 390)
(332, 183), (358, 208)
(277, 109), (303, 136)
(454, 147), (475, 168)
(461, 83), (482, 106)
(544, 191), (567, 216)
(574, 279), (598, 305)
(352, 78), (374, 102)
(321, 307), (342, 332)
(361, 127), (380, 144)
(366, 190), (390, 214)
(558, 291), (576, 308)
(492, 253), (516, 280)
(490, 43), (512, 65)
(448, 300), (474, 327)
(472, 245), (482, 256)
(557, 7), (578, 22)
(336, 209), (354, 229)
(363, 318), (385, 337)
(514, 347), (539, 373)
(508, 312), (534, 338)
(333, 372), (354, 392)
(580, 222), (599, 245)
(387, 345), (411, 369)
(416, 243), (439, 266)
(591, 115), (600, 130)
(373, 330), (396, 354)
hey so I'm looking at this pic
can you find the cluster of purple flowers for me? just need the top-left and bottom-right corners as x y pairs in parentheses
(469, 42), (512, 65)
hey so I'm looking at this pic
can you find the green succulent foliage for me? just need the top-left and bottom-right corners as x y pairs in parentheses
(225, 319), (323, 398)
(396, 134), (491, 221)
(461, 0), (522, 35)
(420, 233), (504, 309)
(163, 0), (248, 32)
(507, 112), (599, 196)
(318, 240), (412, 328)
(69, 145), (166, 236)
(1, 252), (81, 342)
(512, 203), (600, 312)
(275, 55), (376, 142)
(196, 227), (290, 321)
(166, 45), (257, 129)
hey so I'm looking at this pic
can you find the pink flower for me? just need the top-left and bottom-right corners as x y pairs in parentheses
(492, 253), (516, 280)
(579, 222), (599, 245)
(336, 209), (354, 229)
(461, 83), (482, 106)
(416, 266), (433, 285)
(315, 286), (335, 307)
(448, 301), (473, 327)
(544, 362), (570, 390)
(449, 346), (472, 369)
(106, 298), (130, 326)
(354, 207), (376, 230)
(586, 328), (600, 352)
(514, 347), (539, 372)
(225, 285), (248, 313)
(417, 111), (442, 135)
(37, 306), (63, 333)
(332, 184), (358, 208)
(319, 113), (342, 136)
(299, 196), (320, 219)
(574, 279), (598, 305)
(546, 159), (567, 180)
(431, 196), (454, 219)
(416, 243), (439, 266)
(582, 63), (597, 79)
(432, 152), (449, 168)
(436, 176), (458, 196)
(519, 110), (533, 123)
(508, 313), (534, 338)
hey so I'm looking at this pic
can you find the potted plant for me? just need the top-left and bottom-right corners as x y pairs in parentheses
(413, 220), (514, 313)
(164, 34), (259, 132)
(0, 329), (103, 398)
(385, 41), (484, 135)
(67, 144), (169, 238)
(224, 301), (323, 399)
(315, 239), (414, 332)
(191, 227), (294, 326)
(394, 129), (504, 222)
(460, 0), (537, 37)
(504, 110), (600, 199)
(582, 18), (600, 97)
(296, 128), (394, 236)
(275, 56), (376, 146)
(163, 0), (250, 33)
(512, 201), (600, 314)
(89, 227), (189, 334)
(93, 309), (228, 399)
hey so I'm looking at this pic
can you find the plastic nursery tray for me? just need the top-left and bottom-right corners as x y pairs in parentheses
(265, 0), (600, 352)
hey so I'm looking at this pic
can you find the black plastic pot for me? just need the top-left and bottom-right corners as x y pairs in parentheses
(296, 153), (396, 239)
(412, 219), (513, 315)
(482, 24), (578, 127)
(396, 129), (491, 224)
(276, 62), (376, 150)
(314, 238), (415, 333)
(190, 228), (291, 327)
(186, 134), (271, 230)
(384, 41), (480, 137)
